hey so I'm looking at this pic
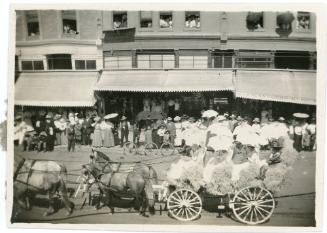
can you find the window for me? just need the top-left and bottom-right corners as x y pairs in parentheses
(274, 51), (311, 70)
(159, 12), (173, 29)
(104, 56), (132, 69)
(26, 10), (40, 37)
(75, 60), (96, 70)
(21, 60), (44, 71)
(47, 54), (72, 70)
(185, 11), (200, 29)
(235, 51), (273, 68)
(113, 12), (128, 29)
(212, 51), (234, 68)
(140, 11), (152, 28)
(246, 12), (264, 31)
(179, 56), (207, 68)
(137, 54), (175, 69)
(296, 12), (310, 31)
(62, 10), (78, 34)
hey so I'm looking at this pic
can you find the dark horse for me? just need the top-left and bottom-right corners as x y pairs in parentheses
(82, 149), (158, 216)
(13, 157), (74, 217)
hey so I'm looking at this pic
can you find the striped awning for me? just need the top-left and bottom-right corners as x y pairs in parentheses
(235, 70), (316, 105)
(94, 70), (234, 92)
(15, 71), (96, 107)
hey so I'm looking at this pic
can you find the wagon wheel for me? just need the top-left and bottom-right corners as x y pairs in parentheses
(123, 142), (137, 155)
(231, 186), (275, 225)
(144, 142), (158, 156)
(160, 142), (175, 156)
(167, 189), (202, 221)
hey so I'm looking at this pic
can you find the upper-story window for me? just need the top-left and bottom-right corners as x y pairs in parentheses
(113, 12), (128, 29)
(26, 10), (40, 37)
(21, 60), (44, 71)
(274, 51), (312, 70)
(246, 12), (264, 31)
(104, 54), (132, 69)
(212, 50), (234, 68)
(137, 53), (175, 69)
(75, 60), (96, 70)
(179, 56), (207, 69)
(47, 54), (72, 70)
(185, 11), (200, 29)
(296, 12), (310, 31)
(235, 51), (273, 68)
(159, 12), (173, 29)
(140, 11), (152, 28)
(62, 10), (78, 35)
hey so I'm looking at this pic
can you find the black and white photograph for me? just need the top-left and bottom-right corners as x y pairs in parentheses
(6, 3), (325, 231)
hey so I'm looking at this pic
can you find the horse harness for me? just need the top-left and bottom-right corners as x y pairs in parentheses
(14, 159), (37, 192)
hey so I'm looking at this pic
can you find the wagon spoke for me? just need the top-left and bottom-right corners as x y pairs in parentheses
(242, 206), (252, 221)
(256, 206), (271, 215)
(241, 190), (251, 201)
(234, 204), (250, 211)
(254, 206), (265, 219)
(253, 206), (259, 222)
(255, 188), (263, 200)
(257, 199), (274, 205)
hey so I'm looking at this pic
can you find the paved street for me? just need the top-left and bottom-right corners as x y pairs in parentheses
(11, 145), (316, 226)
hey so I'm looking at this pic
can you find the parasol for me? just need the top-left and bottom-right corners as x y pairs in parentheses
(104, 113), (118, 120)
(202, 110), (218, 118)
(293, 113), (309, 119)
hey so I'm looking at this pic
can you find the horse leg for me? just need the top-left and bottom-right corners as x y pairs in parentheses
(58, 179), (74, 216)
(107, 192), (114, 215)
(43, 191), (56, 216)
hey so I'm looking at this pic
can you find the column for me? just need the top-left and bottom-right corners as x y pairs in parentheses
(174, 49), (179, 68)
(132, 49), (137, 68)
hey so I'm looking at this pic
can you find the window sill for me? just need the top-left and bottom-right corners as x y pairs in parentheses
(184, 27), (201, 31)
(27, 35), (40, 40)
(159, 27), (173, 31)
(246, 29), (265, 32)
(62, 33), (79, 39)
(139, 28), (154, 32)
(295, 29), (312, 33)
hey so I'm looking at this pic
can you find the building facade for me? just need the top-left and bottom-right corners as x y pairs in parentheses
(14, 10), (317, 120)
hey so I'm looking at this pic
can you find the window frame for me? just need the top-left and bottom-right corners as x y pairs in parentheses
(75, 59), (97, 70)
(184, 11), (201, 30)
(139, 11), (153, 30)
(235, 51), (274, 69)
(25, 10), (41, 40)
(61, 10), (79, 37)
(137, 53), (175, 69)
(159, 11), (173, 31)
(295, 11), (311, 33)
(47, 54), (73, 70)
(179, 55), (208, 69)
(113, 11), (128, 30)
(104, 55), (133, 69)
(245, 12), (265, 32)
(21, 60), (44, 71)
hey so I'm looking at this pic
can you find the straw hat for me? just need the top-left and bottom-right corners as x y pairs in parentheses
(15, 115), (22, 120)
(174, 116), (181, 122)
(121, 116), (127, 121)
(236, 116), (243, 121)
(54, 114), (62, 120)
(45, 114), (52, 119)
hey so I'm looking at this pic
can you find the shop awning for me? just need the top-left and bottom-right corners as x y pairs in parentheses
(15, 71), (97, 107)
(235, 70), (316, 105)
(94, 70), (234, 92)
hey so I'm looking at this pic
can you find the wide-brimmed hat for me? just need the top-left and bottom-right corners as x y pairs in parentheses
(94, 116), (101, 122)
(15, 115), (22, 120)
(278, 117), (285, 122)
(268, 117), (274, 122)
(45, 114), (52, 119)
(217, 115), (226, 122)
(60, 118), (66, 123)
(202, 110), (218, 118)
(230, 114), (236, 119)
(182, 114), (189, 119)
(236, 116), (243, 121)
(253, 117), (260, 123)
(174, 116), (181, 122)
(121, 116), (127, 121)
(167, 117), (172, 121)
